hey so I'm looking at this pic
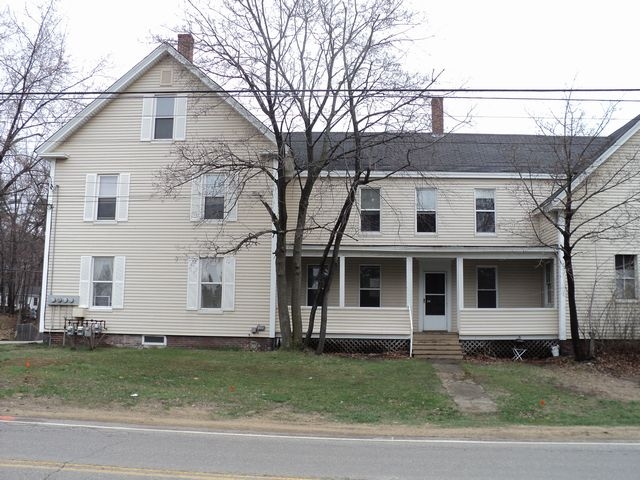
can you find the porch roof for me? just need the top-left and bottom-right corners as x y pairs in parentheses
(295, 244), (556, 259)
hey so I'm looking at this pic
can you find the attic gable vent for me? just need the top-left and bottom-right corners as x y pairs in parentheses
(160, 69), (173, 87)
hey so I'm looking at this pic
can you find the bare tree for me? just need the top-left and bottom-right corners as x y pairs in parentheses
(158, 0), (439, 349)
(516, 100), (640, 361)
(0, 0), (102, 319)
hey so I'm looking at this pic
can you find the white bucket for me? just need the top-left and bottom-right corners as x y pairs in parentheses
(550, 345), (560, 357)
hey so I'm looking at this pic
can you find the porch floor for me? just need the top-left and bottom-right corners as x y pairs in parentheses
(412, 332), (463, 360)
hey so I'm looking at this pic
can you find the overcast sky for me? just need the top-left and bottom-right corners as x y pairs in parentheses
(9, 0), (640, 134)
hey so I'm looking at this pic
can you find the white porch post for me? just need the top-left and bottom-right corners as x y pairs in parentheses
(339, 256), (345, 308)
(405, 257), (413, 308)
(557, 213), (567, 340)
(456, 257), (464, 331)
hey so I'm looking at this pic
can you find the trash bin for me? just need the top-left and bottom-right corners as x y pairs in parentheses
(550, 344), (560, 357)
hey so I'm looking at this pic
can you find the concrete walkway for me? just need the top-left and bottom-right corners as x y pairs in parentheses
(431, 361), (498, 414)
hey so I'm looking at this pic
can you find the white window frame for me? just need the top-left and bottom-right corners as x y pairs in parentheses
(476, 265), (498, 308)
(203, 174), (226, 221)
(416, 187), (437, 234)
(307, 264), (321, 307)
(190, 174), (238, 222)
(474, 188), (496, 235)
(79, 255), (126, 310)
(200, 257), (223, 310)
(186, 257), (235, 312)
(543, 261), (554, 307)
(359, 264), (381, 308)
(360, 188), (381, 233)
(142, 335), (167, 347)
(83, 173), (130, 223)
(96, 174), (118, 221)
(140, 95), (187, 142)
(615, 254), (637, 300)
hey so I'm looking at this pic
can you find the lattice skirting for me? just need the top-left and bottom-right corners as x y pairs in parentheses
(306, 338), (410, 354)
(461, 339), (559, 359)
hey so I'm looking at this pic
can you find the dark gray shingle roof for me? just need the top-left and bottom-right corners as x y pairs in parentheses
(287, 115), (640, 174)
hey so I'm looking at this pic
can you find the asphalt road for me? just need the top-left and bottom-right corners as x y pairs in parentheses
(1, 419), (639, 479)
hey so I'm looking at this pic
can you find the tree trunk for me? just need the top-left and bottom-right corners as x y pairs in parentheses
(275, 230), (292, 349)
(564, 243), (588, 361)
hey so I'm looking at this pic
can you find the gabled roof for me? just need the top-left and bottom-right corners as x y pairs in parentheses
(288, 131), (609, 175)
(36, 43), (275, 156)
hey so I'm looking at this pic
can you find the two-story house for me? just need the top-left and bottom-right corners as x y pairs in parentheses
(36, 36), (640, 356)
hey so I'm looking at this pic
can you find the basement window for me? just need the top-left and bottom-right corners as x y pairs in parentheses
(142, 335), (167, 347)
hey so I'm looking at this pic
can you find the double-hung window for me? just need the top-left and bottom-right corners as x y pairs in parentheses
(200, 258), (223, 309)
(203, 174), (225, 220)
(615, 254), (636, 300)
(307, 265), (321, 306)
(475, 189), (496, 233)
(416, 188), (437, 233)
(141, 95), (187, 141)
(96, 175), (118, 220)
(360, 265), (381, 307)
(361, 188), (380, 232)
(154, 96), (175, 139)
(477, 266), (497, 308)
(83, 173), (130, 222)
(92, 257), (113, 307)
(191, 174), (238, 222)
(79, 256), (126, 309)
(187, 257), (236, 311)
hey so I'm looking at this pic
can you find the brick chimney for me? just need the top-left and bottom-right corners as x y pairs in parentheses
(177, 34), (194, 62)
(431, 97), (444, 135)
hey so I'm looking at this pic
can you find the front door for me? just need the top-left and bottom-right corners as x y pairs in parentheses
(424, 272), (447, 331)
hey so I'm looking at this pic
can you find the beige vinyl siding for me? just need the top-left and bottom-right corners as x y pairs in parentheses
(344, 257), (406, 307)
(281, 306), (411, 337)
(562, 129), (640, 339)
(459, 308), (558, 336)
(288, 176), (552, 248)
(43, 55), (277, 338)
(462, 260), (546, 308)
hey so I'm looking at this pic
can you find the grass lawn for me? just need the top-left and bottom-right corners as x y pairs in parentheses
(1, 344), (638, 426)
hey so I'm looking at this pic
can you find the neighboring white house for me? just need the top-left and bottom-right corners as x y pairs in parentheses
(36, 36), (640, 355)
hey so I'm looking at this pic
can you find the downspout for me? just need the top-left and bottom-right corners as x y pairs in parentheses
(268, 155), (278, 343)
(39, 160), (57, 337)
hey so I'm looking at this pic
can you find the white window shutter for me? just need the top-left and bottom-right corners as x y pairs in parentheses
(140, 96), (154, 141)
(186, 257), (200, 310)
(79, 256), (92, 308)
(83, 174), (97, 221)
(225, 175), (238, 222)
(116, 173), (130, 222)
(174, 96), (187, 140)
(112, 256), (126, 309)
(222, 256), (236, 311)
(190, 177), (203, 221)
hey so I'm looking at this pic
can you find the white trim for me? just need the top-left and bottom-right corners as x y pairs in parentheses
(415, 187), (437, 234)
(142, 335), (167, 347)
(339, 256), (346, 308)
(360, 187), (381, 233)
(268, 154), (278, 338)
(36, 44), (276, 156)
(456, 257), (464, 318)
(405, 257), (413, 309)
(460, 335), (559, 341)
(418, 258), (452, 332)
(550, 117), (640, 208)
(476, 265), (498, 308)
(557, 212), (567, 340)
(39, 160), (55, 333)
(305, 170), (555, 180)
(474, 188), (496, 235)
(299, 244), (556, 258)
